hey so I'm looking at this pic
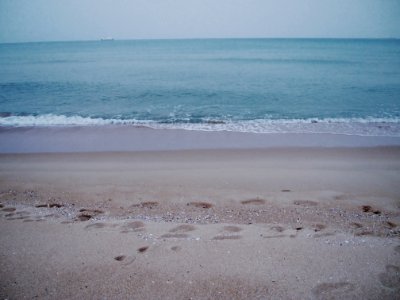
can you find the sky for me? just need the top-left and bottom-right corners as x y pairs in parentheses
(0, 0), (399, 43)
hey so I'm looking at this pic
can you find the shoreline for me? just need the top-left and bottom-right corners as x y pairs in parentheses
(1, 125), (400, 153)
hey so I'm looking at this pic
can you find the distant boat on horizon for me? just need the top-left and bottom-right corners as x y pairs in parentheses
(100, 37), (114, 41)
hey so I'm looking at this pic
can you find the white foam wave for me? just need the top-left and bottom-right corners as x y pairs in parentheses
(1, 114), (400, 136)
(0, 114), (147, 126)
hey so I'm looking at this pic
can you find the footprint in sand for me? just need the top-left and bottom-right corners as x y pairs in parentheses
(171, 246), (182, 252)
(169, 224), (196, 233)
(131, 201), (159, 209)
(79, 208), (104, 214)
(114, 255), (136, 266)
(313, 224), (326, 232)
(354, 230), (375, 237)
(223, 225), (242, 233)
(262, 225), (287, 238)
(293, 200), (318, 207)
(76, 209), (104, 221)
(263, 234), (286, 239)
(77, 214), (92, 221)
(138, 246), (149, 253)
(271, 225), (285, 232)
(378, 265), (400, 289)
(2, 207), (16, 212)
(114, 255), (126, 261)
(35, 203), (63, 208)
(61, 220), (74, 224)
(350, 222), (363, 229)
(213, 225), (243, 240)
(311, 282), (355, 299)
(85, 222), (109, 230)
(120, 221), (145, 233)
(384, 221), (397, 229)
(187, 202), (213, 209)
(6, 215), (29, 221)
(361, 205), (381, 215)
(240, 198), (265, 205)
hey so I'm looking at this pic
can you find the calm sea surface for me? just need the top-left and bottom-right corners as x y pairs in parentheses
(0, 39), (399, 135)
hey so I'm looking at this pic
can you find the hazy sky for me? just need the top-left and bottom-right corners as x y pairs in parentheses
(1, 0), (399, 43)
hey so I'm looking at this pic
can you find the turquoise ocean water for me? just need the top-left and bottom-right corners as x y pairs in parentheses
(0, 38), (399, 136)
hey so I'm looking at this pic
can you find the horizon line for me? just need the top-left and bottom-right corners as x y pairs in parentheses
(1, 36), (399, 45)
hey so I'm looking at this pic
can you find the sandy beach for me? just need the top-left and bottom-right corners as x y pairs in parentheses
(0, 136), (399, 299)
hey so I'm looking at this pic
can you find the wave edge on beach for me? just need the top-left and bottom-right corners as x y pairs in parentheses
(1, 113), (400, 137)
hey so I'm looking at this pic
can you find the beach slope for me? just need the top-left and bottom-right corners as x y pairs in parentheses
(0, 147), (400, 299)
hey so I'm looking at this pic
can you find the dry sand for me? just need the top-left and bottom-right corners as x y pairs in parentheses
(0, 147), (400, 299)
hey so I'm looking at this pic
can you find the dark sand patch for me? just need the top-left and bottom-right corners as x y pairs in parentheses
(35, 203), (63, 208)
(263, 234), (286, 239)
(7, 216), (29, 220)
(138, 246), (149, 253)
(354, 231), (374, 237)
(361, 205), (381, 215)
(187, 202), (213, 209)
(361, 205), (372, 212)
(333, 195), (347, 201)
(77, 214), (92, 221)
(223, 225), (242, 232)
(79, 208), (104, 214)
(77, 209), (104, 222)
(169, 224), (196, 233)
(241, 198), (265, 205)
(161, 233), (189, 239)
(281, 189), (291, 192)
(131, 202), (159, 209)
(271, 226), (285, 232)
(350, 222), (363, 229)
(378, 265), (400, 288)
(313, 224), (326, 232)
(171, 246), (181, 252)
(85, 222), (108, 230)
(2, 207), (16, 212)
(385, 221), (397, 229)
(114, 255), (126, 262)
(120, 221), (145, 233)
(61, 221), (74, 224)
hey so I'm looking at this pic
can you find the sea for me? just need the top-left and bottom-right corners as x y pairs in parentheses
(0, 38), (400, 136)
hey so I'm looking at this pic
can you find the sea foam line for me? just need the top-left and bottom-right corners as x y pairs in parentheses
(1, 114), (400, 136)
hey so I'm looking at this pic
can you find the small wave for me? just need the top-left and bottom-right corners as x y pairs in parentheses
(0, 114), (147, 127)
(1, 114), (400, 136)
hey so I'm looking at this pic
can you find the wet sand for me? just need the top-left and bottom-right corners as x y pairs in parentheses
(0, 147), (400, 299)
